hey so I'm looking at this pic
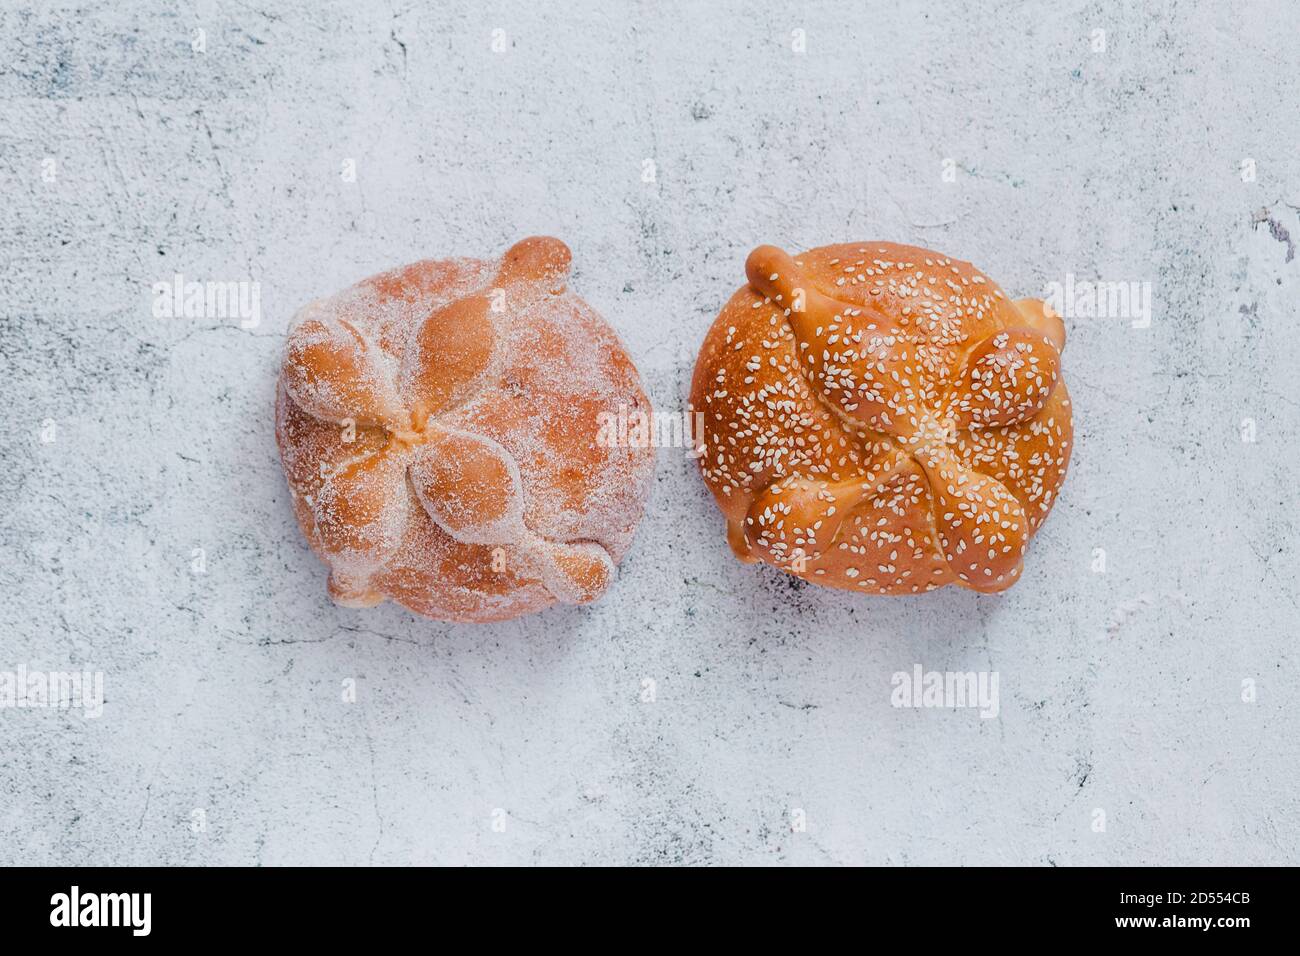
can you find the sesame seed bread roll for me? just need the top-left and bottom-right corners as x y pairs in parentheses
(276, 237), (655, 622)
(690, 242), (1072, 594)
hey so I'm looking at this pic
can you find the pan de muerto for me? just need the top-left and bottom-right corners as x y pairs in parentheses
(690, 242), (1072, 594)
(276, 237), (655, 622)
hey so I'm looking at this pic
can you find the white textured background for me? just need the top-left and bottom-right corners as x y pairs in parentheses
(2, 0), (1298, 865)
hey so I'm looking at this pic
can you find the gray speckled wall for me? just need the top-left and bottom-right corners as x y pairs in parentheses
(1, 0), (1297, 866)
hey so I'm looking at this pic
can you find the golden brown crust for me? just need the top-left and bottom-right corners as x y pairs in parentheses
(689, 241), (1073, 595)
(276, 237), (655, 622)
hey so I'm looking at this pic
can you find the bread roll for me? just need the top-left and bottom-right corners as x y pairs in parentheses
(276, 237), (655, 622)
(689, 242), (1072, 594)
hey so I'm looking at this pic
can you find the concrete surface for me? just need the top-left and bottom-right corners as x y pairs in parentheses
(1, 0), (1298, 866)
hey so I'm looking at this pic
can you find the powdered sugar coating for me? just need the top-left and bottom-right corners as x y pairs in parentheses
(276, 238), (655, 622)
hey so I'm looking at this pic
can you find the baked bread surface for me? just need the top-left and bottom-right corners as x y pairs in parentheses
(276, 237), (655, 622)
(690, 242), (1072, 594)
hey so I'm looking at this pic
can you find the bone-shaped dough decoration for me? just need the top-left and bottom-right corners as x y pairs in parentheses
(277, 237), (655, 622)
(690, 241), (1073, 594)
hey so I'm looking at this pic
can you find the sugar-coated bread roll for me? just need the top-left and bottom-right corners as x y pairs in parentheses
(276, 237), (655, 622)
(690, 242), (1072, 594)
